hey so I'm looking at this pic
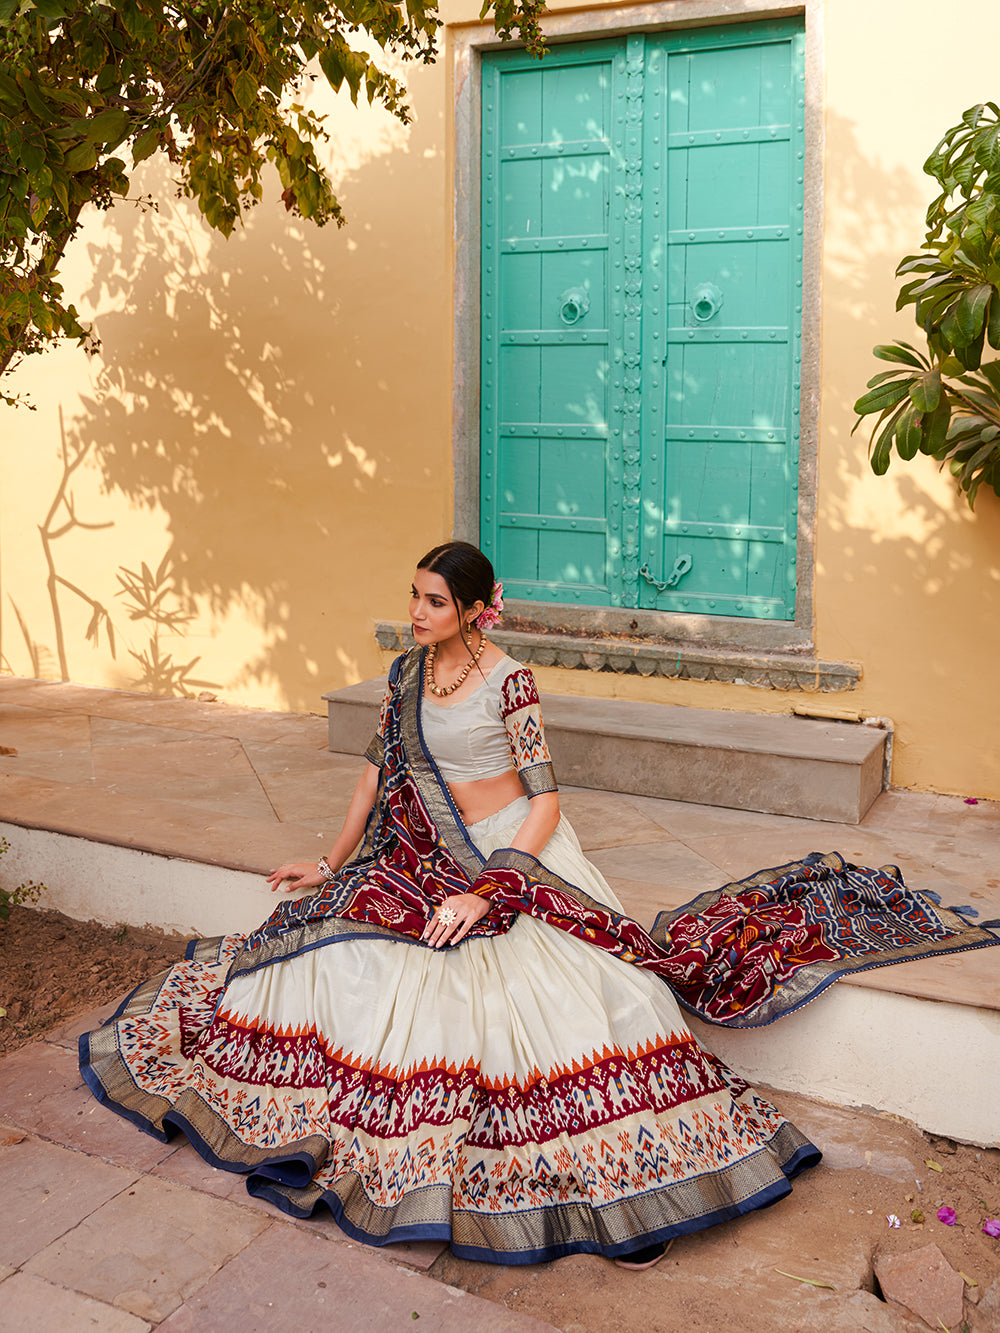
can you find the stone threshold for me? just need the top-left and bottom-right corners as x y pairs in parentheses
(374, 621), (861, 693)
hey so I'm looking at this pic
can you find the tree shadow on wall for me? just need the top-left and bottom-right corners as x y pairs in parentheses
(51, 119), (444, 708)
(817, 109), (1000, 607)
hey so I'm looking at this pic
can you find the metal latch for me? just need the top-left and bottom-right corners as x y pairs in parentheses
(639, 554), (693, 591)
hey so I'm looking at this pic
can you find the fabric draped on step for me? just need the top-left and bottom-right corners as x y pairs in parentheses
(78, 647), (999, 1263)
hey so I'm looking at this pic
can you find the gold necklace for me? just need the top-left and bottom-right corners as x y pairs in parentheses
(427, 633), (485, 697)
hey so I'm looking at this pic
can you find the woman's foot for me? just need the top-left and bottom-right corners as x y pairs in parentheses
(613, 1237), (675, 1270)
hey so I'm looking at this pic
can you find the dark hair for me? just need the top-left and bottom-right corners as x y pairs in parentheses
(416, 541), (495, 621)
(416, 543), (495, 680)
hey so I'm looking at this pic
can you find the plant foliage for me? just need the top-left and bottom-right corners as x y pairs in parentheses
(0, 835), (47, 920)
(0, 0), (546, 403)
(853, 103), (1000, 506)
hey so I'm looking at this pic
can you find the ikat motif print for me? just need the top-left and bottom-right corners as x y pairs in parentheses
(499, 667), (552, 773)
(81, 930), (818, 1263)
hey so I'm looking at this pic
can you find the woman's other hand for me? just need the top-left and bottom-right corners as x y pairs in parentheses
(422, 893), (491, 948)
(266, 862), (327, 894)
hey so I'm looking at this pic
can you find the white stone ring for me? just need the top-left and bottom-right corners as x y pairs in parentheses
(437, 906), (458, 926)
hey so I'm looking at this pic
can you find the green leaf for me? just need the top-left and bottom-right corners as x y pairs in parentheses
(956, 322), (987, 369)
(955, 283), (994, 341)
(0, 69), (21, 104)
(870, 429), (893, 475)
(131, 128), (159, 163)
(895, 404), (922, 460)
(977, 359), (1000, 394)
(873, 343), (925, 368)
(922, 397), (952, 455)
(232, 69), (257, 113)
(85, 107), (130, 146)
(909, 369), (942, 413)
(17, 75), (57, 123)
(939, 299), (964, 347)
(319, 45), (345, 93)
(31, 0), (72, 17)
(20, 141), (46, 173)
(988, 292), (1000, 348)
(64, 141), (99, 173)
(959, 436), (1000, 482)
(854, 380), (913, 416)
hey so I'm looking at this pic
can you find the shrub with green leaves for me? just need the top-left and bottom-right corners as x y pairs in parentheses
(854, 103), (1000, 506)
(0, 835), (47, 920)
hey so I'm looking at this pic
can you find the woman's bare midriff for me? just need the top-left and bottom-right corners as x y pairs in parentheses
(446, 769), (525, 826)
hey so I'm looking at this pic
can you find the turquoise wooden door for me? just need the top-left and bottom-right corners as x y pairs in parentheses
(480, 19), (805, 619)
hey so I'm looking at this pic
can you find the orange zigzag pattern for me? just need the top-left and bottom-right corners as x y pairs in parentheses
(212, 1008), (686, 1091)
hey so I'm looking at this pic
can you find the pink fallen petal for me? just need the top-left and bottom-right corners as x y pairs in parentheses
(983, 1219), (1000, 1238)
(937, 1206), (957, 1225)
(964, 797), (979, 804)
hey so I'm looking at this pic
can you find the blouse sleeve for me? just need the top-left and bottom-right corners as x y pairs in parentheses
(499, 666), (558, 798)
(362, 652), (406, 768)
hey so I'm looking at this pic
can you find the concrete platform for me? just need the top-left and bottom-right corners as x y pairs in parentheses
(1, 674), (999, 1146)
(323, 677), (887, 824)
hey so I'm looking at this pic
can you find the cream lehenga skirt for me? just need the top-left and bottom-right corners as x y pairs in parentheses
(80, 798), (819, 1264)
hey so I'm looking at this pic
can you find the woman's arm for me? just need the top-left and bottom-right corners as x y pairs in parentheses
(506, 790), (560, 857)
(267, 760), (380, 893)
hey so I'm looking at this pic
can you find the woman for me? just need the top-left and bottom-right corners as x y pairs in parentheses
(80, 541), (995, 1268)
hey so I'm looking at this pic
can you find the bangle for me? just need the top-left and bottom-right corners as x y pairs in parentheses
(318, 856), (335, 880)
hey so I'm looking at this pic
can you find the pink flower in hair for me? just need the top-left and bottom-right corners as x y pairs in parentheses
(475, 581), (504, 631)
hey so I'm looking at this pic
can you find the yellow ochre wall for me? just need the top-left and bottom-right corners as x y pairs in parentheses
(1, 0), (999, 798)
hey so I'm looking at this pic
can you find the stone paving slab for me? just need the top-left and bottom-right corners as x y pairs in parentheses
(155, 1220), (558, 1332)
(588, 838), (731, 895)
(45, 1000), (123, 1050)
(557, 789), (678, 851)
(0, 703), (93, 750)
(91, 736), (256, 784)
(1, 770), (331, 873)
(0, 1131), (140, 1269)
(0, 1043), (177, 1171)
(0, 1271), (152, 1333)
(23, 1173), (273, 1324)
(151, 1140), (448, 1273)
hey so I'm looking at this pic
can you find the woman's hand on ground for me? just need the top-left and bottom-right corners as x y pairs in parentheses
(266, 861), (328, 893)
(422, 893), (491, 948)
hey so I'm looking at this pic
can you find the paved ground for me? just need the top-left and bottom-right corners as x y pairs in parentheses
(2, 677), (1000, 1329)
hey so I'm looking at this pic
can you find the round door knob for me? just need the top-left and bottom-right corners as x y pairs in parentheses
(559, 287), (590, 325)
(691, 282), (724, 323)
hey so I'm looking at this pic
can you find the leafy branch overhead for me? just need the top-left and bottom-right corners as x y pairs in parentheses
(0, 0), (547, 400)
(854, 103), (1000, 506)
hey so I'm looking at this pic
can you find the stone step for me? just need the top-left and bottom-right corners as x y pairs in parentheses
(323, 679), (887, 824)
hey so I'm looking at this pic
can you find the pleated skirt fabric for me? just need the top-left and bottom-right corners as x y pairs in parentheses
(80, 799), (820, 1264)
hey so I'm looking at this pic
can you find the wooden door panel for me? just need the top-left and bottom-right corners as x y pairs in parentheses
(482, 21), (803, 619)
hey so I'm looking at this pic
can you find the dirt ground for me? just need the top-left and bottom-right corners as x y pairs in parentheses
(0, 902), (186, 1057)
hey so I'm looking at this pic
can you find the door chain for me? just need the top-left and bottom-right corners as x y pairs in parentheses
(639, 554), (693, 592)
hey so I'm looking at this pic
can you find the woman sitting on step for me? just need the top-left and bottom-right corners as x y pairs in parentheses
(79, 541), (996, 1268)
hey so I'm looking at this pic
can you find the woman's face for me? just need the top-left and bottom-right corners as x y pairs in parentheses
(410, 570), (463, 646)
